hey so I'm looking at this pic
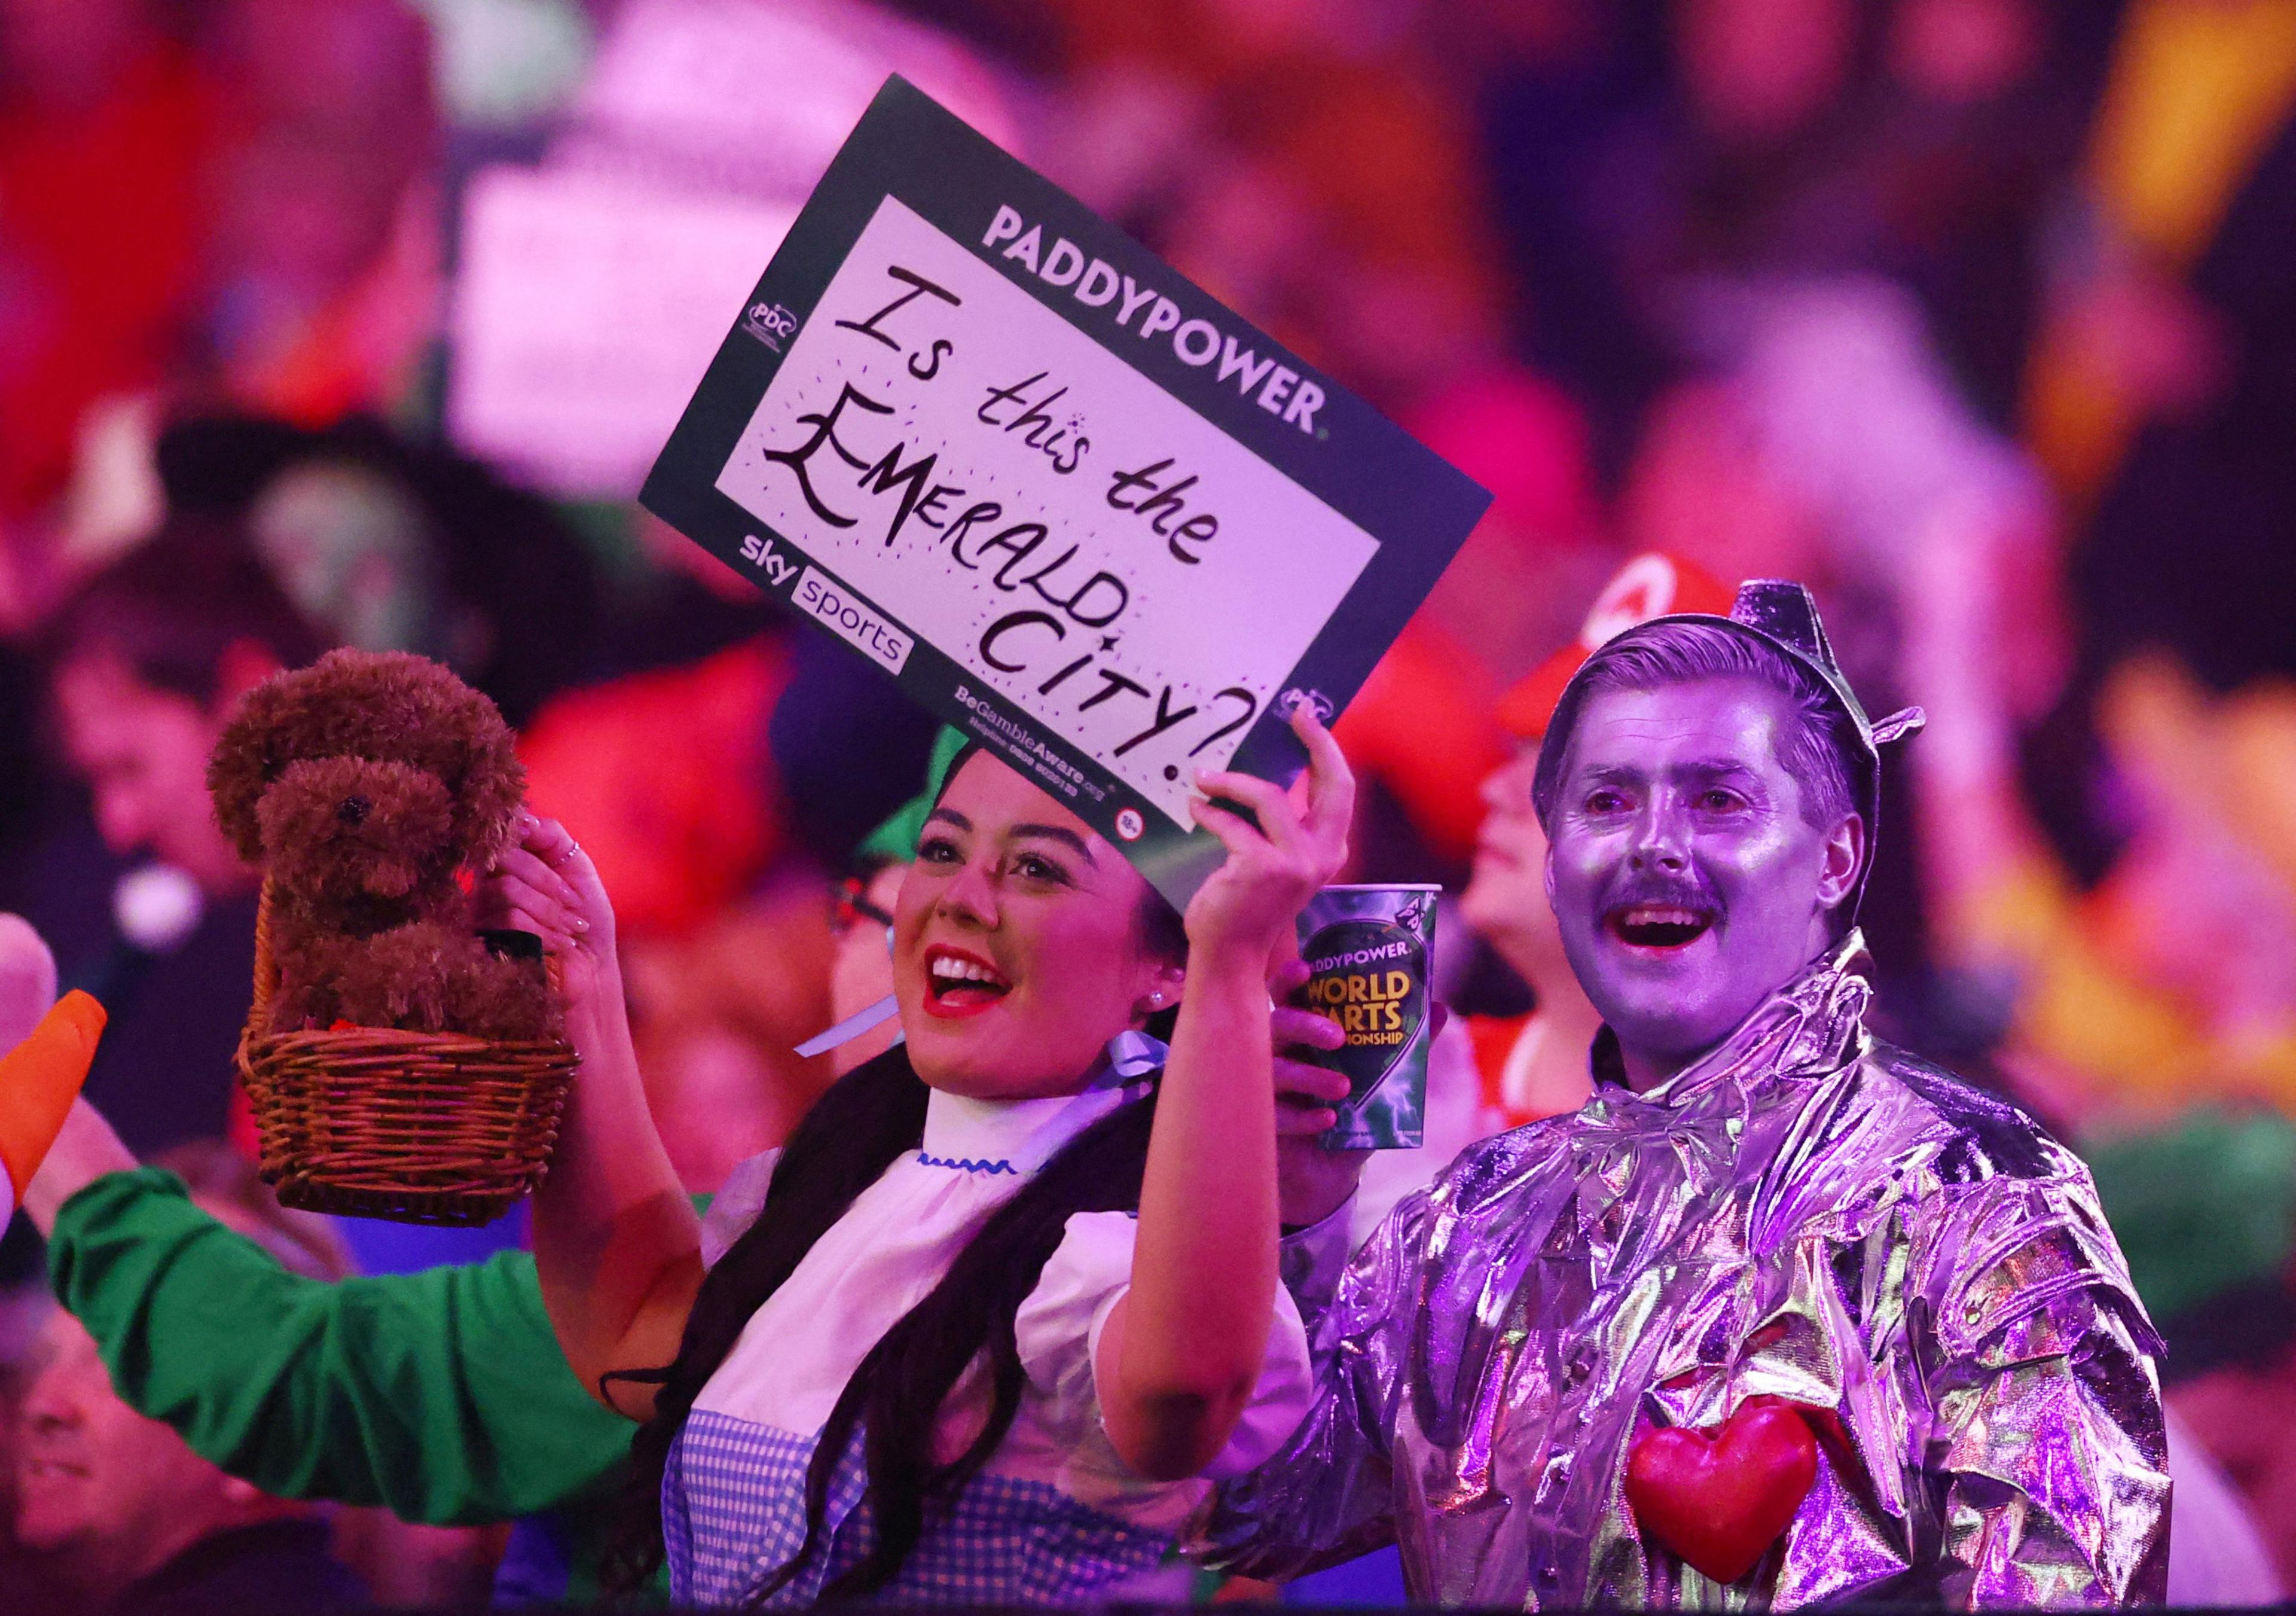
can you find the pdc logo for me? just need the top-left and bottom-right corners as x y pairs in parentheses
(1276, 687), (1334, 726)
(744, 301), (799, 351)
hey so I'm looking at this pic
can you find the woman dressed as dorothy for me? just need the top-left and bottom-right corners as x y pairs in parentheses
(481, 706), (1355, 1606)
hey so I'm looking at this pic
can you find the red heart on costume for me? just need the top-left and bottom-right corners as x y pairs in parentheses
(1625, 1397), (1818, 1585)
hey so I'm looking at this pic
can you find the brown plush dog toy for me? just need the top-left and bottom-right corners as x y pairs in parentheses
(209, 649), (561, 1042)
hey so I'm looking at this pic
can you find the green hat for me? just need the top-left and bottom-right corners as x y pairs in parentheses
(855, 726), (969, 865)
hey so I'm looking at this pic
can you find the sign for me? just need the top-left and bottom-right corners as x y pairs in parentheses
(450, 167), (795, 496)
(643, 77), (1488, 904)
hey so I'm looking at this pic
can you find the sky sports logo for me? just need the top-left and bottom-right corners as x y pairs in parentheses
(792, 566), (911, 672)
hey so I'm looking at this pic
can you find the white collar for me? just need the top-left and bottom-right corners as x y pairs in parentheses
(918, 1031), (1165, 1176)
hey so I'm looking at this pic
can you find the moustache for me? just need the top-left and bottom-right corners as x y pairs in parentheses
(1599, 868), (1721, 919)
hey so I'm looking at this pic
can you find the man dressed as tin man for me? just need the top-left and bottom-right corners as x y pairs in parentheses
(1223, 583), (2169, 1606)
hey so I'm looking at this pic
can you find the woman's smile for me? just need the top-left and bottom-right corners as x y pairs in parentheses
(920, 943), (1015, 1020)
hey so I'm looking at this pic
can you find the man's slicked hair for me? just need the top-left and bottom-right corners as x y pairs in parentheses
(1531, 619), (1861, 836)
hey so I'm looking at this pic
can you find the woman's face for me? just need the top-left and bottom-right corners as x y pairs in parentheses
(894, 754), (1180, 1099)
(1462, 743), (1571, 990)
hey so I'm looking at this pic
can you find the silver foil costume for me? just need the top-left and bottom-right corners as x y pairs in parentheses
(1213, 937), (2170, 1606)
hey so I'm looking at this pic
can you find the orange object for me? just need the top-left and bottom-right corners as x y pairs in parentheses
(1332, 621), (1512, 862)
(1496, 554), (1736, 739)
(2022, 0), (2296, 508)
(1465, 1011), (1534, 1123)
(0, 991), (106, 1206)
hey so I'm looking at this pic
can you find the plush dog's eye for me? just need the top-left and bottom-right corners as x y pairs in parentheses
(337, 795), (371, 827)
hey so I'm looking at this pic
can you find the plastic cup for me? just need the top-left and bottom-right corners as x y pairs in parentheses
(1295, 883), (1438, 1149)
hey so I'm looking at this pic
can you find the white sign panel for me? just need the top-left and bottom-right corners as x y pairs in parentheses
(713, 196), (1378, 825)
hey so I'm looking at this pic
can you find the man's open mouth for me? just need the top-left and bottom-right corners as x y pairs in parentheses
(1605, 904), (1715, 950)
(923, 945), (1013, 1017)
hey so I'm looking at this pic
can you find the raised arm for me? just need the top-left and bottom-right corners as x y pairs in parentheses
(480, 815), (701, 1419)
(1199, 1187), (1424, 1578)
(1096, 707), (1353, 1481)
(35, 1140), (628, 1524)
(0, 914), (104, 1211)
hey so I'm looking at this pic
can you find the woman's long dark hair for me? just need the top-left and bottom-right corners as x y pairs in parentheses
(604, 874), (1188, 1602)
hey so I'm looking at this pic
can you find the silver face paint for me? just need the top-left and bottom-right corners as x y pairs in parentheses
(1210, 937), (2170, 1607)
(1546, 678), (1849, 1086)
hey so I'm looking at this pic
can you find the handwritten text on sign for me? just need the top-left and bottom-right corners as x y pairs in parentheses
(714, 196), (1378, 825)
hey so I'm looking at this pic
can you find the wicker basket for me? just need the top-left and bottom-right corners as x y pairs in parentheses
(236, 880), (581, 1225)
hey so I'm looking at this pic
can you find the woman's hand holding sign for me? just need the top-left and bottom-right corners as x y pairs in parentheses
(1183, 704), (1354, 974)
(1101, 705), (1354, 1480)
(1194, 711), (1369, 1230)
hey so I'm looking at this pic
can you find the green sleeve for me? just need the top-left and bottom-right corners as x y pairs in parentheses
(48, 1167), (634, 1527)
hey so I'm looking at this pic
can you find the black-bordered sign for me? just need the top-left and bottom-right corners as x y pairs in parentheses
(642, 76), (1489, 904)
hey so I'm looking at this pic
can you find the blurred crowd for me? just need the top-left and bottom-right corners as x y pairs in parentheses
(4, 0), (2296, 1605)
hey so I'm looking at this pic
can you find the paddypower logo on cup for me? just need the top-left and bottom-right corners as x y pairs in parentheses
(1302, 917), (1427, 1100)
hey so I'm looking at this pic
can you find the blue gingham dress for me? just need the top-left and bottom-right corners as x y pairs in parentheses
(665, 1078), (1313, 1607)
